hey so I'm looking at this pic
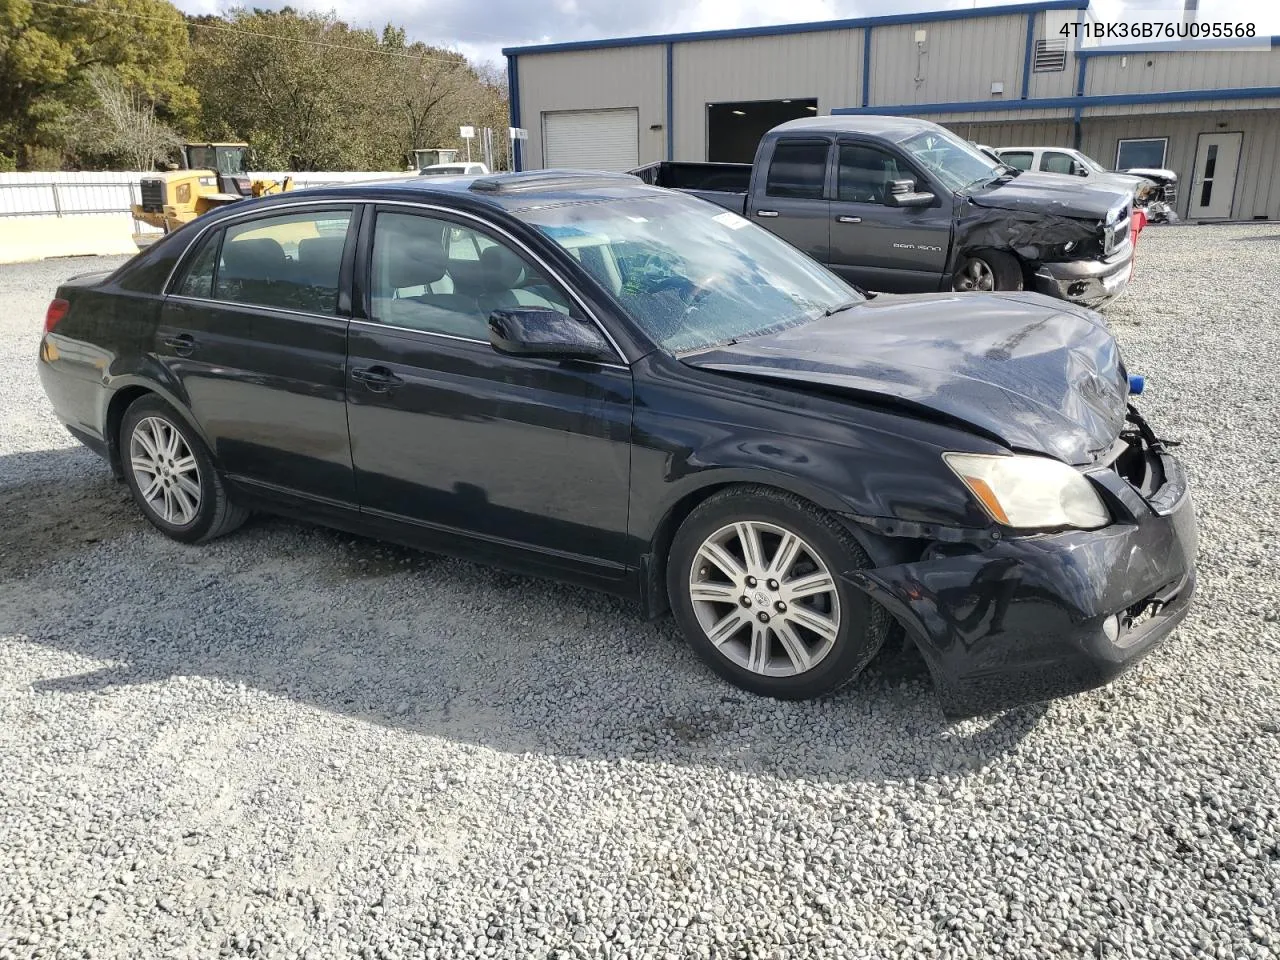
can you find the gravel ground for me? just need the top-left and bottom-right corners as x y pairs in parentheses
(2, 229), (1278, 960)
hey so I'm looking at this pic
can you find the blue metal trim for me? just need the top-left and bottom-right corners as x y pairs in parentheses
(666, 42), (674, 161)
(862, 27), (872, 107)
(830, 85), (1280, 115)
(1021, 12), (1036, 99)
(507, 54), (522, 171)
(1076, 51), (1087, 96)
(501, 1), (1086, 55)
(1076, 35), (1279, 56)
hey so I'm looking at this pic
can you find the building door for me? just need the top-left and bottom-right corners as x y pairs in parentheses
(1188, 132), (1242, 220)
(542, 108), (639, 171)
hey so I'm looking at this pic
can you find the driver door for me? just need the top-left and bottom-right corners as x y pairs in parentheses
(827, 141), (952, 293)
(345, 206), (635, 579)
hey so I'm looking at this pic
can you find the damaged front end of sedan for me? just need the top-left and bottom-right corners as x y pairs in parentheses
(683, 294), (1198, 717)
(842, 405), (1196, 717)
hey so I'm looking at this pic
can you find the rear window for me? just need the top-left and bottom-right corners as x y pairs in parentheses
(765, 140), (828, 200)
(1000, 151), (1033, 171)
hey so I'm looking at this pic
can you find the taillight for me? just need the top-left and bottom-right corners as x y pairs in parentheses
(44, 298), (70, 334)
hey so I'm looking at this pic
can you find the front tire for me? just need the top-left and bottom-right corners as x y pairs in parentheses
(119, 395), (247, 544)
(953, 249), (1023, 293)
(667, 486), (890, 700)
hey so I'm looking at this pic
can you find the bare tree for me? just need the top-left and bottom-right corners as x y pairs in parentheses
(73, 68), (183, 170)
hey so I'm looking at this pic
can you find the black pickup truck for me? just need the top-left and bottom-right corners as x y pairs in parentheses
(632, 116), (1136, 309)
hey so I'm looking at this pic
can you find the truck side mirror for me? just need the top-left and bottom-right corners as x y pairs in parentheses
(885, 179), (935, 207)
(1071, 161), (1088, 177)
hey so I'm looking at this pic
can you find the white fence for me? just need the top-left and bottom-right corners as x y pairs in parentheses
(0, 170), (404, 235)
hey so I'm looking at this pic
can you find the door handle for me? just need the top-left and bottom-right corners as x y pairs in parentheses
(350, 365), (403, 392)
(755, 210), (779, 218)
(835, 216), (862, 223)
(162, 334), (196, 356)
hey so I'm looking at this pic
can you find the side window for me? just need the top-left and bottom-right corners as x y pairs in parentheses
(1000, 151), (1033, 171)
(174, 231), (219, 298)
(1042, 151), (1079, 176)
(214, 209), (352, 314)
(837, 144), (906, 203)
(765, 140), (828, 200)
(370, 211), (574, 339)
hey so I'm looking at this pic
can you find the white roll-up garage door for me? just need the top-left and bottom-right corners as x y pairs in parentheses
(542, 108), (639, 172)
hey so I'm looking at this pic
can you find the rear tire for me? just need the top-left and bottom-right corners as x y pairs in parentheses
(953, 249), (1023, 293)
(666, 486), (890, 700)
(119, 395), (247, 544)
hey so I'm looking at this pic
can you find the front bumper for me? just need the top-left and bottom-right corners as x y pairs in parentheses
(849, 451), (1197, 717)
(1034, 238), (1133, 309)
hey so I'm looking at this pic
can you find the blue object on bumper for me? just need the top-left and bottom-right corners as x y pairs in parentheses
(849, 452), (1197, 717)
(1129, 374), (1145, 394)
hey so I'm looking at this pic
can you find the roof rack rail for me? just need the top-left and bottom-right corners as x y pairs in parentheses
(469, 169), (643, 194)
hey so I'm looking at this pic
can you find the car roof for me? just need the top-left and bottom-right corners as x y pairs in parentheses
(768, 114), (943, 141)
(267, 169), (668, 213)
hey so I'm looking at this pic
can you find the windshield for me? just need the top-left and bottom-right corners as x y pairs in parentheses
(420, 166), (468, 176)
(187, 146), (246, 176)
(1076, 152), (1108, 173)
(898, 127), (1002, 192)
(517, 193), (859, 353)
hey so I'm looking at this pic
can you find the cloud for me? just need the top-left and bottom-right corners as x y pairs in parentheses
(170, 0), (1280, 69)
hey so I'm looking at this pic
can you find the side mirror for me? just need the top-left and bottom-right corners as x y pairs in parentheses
(488, 308), (613, 362)
(885, 179), (936, 207)
(1071, 161), (1088, 177)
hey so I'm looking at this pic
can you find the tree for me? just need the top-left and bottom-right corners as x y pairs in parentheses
(72, 67), (183, 169)
(187, 8), (511, 172)
(0, 0), (197, 168)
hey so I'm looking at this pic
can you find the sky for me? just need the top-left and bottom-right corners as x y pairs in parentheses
(170, 0), (1279, 69)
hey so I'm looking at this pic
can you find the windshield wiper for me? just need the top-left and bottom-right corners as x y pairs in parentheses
(823, 299), (861, 317)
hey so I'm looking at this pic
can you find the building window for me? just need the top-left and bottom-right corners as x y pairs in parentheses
(1033, 38), (1068, 72)
(1116, 138), (1169, 171)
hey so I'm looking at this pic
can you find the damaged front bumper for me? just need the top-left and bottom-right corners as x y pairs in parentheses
(1034, 238), (1134, 309)
(847, 446), (1197, 717)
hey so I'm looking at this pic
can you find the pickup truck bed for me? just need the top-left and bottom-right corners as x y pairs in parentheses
(630, 161), (749, 212)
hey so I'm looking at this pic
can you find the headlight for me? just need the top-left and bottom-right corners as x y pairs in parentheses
(943, 452), (1110, 530)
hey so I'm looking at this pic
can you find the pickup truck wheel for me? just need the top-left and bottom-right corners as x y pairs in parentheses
(953, 250), (1023, 293)
(667, 486), (890, 700)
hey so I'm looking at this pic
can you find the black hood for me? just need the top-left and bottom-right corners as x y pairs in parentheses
(968, 171), (1131, 219)
(682, 292), (1129, 464)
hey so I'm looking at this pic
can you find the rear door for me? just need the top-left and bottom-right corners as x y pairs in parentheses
(748, 138), (831, 263)
(158, 204), (358, 506)
(827, 140), (952, 292)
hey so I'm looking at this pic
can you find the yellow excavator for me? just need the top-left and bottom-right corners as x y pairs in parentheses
(132, 143), (294, 232)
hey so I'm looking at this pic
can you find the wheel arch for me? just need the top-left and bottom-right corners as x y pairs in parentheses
(103, 377), (213, 478)
(638, 472), (902, 620)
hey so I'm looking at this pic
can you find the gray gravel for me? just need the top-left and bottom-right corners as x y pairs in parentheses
(2, 231), (1279, 960)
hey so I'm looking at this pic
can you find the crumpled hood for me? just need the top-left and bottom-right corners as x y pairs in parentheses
(968, 171), (1131, 219)
(682, 292), (1129, 464)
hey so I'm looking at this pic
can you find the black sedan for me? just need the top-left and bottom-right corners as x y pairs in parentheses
(37, 170), (1197, 715)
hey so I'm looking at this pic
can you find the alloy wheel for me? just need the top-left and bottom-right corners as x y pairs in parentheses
(954, 257), (995, 292)
(687, 520), (841, 678)
(129, 416), (202, 526)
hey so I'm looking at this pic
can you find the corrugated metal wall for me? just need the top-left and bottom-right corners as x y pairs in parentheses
(672, 30), (863, 162)
(1078, 110), (1280, 220)
(940, 119), (1075, 147)
(1026, 10), (1082, 100)
(516, 46), (666, 169)
(1085, 49), (1280, 96)
(869, 15), (1028, 106)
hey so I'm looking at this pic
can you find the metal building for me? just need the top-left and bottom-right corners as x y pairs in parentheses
(503, 0), (1280, 221)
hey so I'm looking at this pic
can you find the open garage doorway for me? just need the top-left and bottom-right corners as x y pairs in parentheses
(707, 99), (818, 162)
